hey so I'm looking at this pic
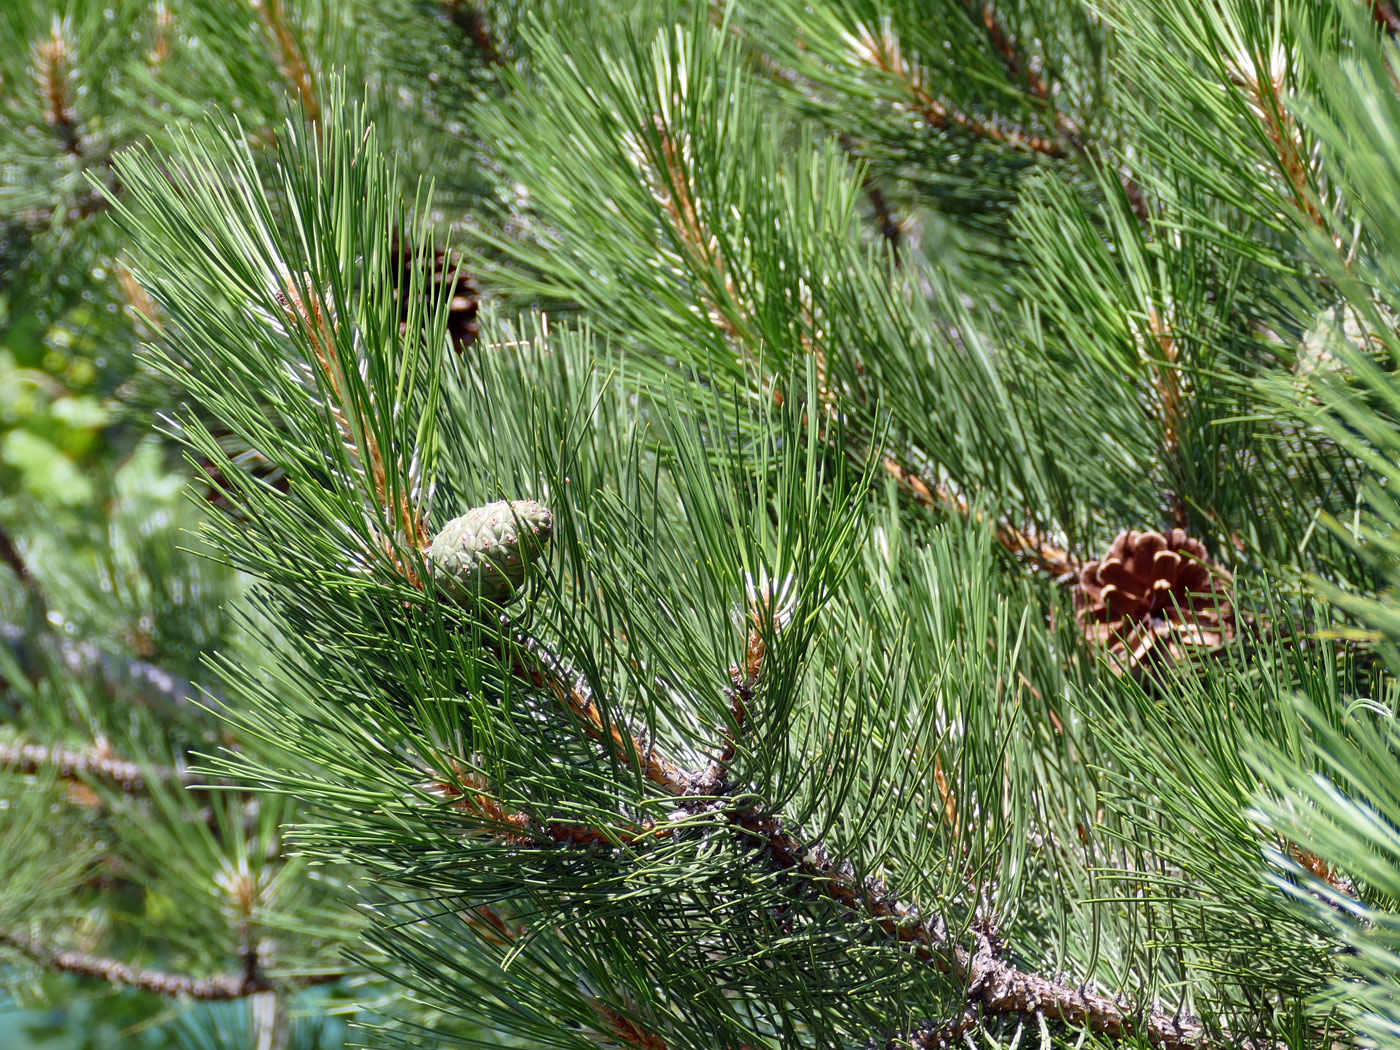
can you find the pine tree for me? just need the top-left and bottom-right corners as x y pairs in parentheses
(4, 1), (1400, 1048)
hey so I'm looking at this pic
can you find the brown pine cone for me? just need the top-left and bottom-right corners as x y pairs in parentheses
(1075, 528), (1233, 676)
(391, 238), (481, 355)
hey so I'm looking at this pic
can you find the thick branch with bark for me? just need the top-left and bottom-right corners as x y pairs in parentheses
(0, 932), (340, 1000)
(506, 633), (1249, 1047)
(725, 806), (1236, 1050)
(0, 740), (212, 793)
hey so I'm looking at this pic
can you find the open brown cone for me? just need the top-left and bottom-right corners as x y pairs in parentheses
(1075, 528), (1233, 676)
(391, 238), (481, 356)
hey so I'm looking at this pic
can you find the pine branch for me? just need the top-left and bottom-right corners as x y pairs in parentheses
(33, 20), (83, 157)
(419, 499), (1181, 1046)
(698, 581), (779, 794)
(849, 21), (1064, 157)
(493, 628), (1237, 1046)
(970, 3), (1155, 222)
(0, 740), (213, 794)
(645, 115), (748, 348)
(513, 639), (692, 794)
(459, 906), (675, 1049)
(698, 675), (751, 795)
(0, 932), (341, 1000)
(427, 759), (666, 848)
(451, 579), (1248, 1045)
(864, 183), (903, 254)
(883, 1006), (977, 1049)
(1144, 306), (1189, 529)
(590, 1002), (671, 1050)
(726, 804), (1251, 1050)
(1230, 53), (1326, 233)
(881, 458), (1079, 577)
(252, 0), (321, 124)
(149, 0), (176, 65)
(273, 274), (429, 559)
(976, 3), (1051, 108)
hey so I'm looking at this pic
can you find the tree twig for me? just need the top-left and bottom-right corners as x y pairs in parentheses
(428, 758), (666, 848)
(883, 1006), (979, 1049)
(858, 27), (1064, 157)
(252, 0), (320, 124)
(882, 457), (1079, 577)
(0, 932), (341, 1000)
(865, 183), (903, 256)
(458, 905), (673, 1049)
(33, 21), (83, 157)
(724, 805), (1242, 1050)
(974, 2), (1151, 221)
(0, 740), (213, 793)
(513, 638), (692, 794)
(469, 645), (1255, 1050)
(592, 1001), (670, 1050)
(977, 2), (1051, 103)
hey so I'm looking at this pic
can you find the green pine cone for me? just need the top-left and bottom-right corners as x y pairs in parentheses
(427, 500), (554, 606)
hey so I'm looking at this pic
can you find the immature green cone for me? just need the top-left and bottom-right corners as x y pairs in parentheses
(428, 500), (554, 606)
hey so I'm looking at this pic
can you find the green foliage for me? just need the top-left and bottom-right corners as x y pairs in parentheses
(7, 0), (1400, 1048)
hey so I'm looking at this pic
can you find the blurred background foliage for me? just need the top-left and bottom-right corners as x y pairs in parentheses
(0, 1), (508, 1045)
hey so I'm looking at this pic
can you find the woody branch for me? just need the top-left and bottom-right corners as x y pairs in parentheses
(0, 740), (213, 794)
(505, 616), (1255, 1048)
(0, 932), (340, 1001)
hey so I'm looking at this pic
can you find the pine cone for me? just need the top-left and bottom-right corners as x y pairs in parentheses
(391, 238), (481, 355)
(427, 500), (553, 606)
(1074, 529), (1232, 676)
